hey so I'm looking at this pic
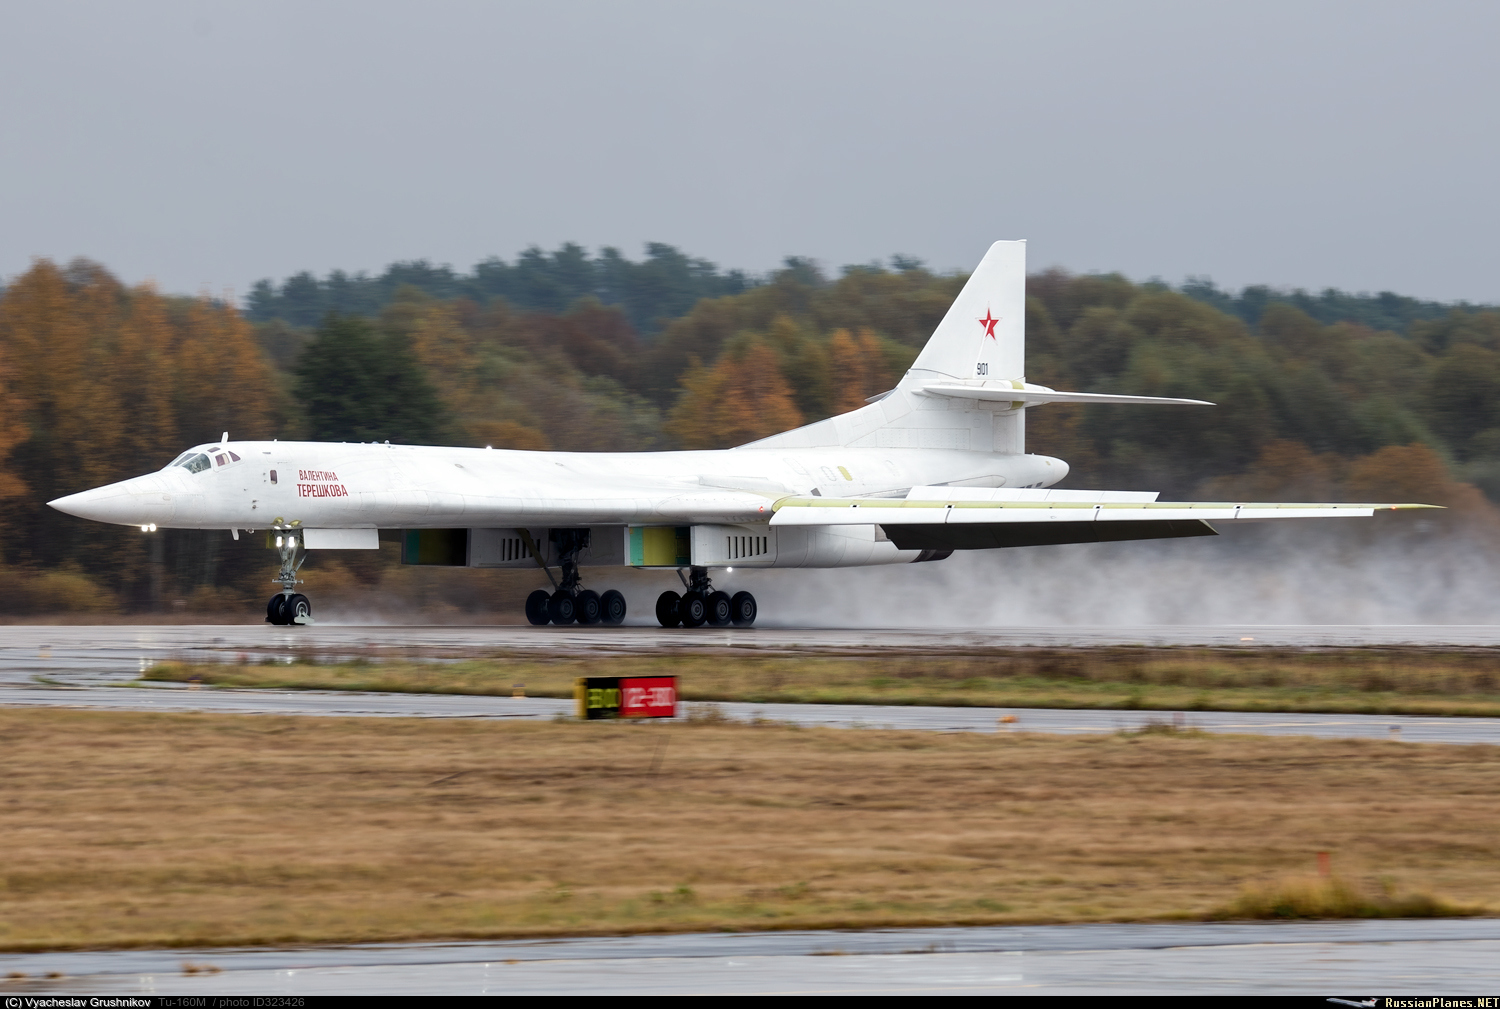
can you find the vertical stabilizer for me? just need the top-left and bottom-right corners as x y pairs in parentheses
(901, 240), (1025, 386)
(742, 239), (1029, 453)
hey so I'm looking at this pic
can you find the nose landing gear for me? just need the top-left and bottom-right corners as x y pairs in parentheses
(655, 567), (757, 628)
(265, 521), (314, 626)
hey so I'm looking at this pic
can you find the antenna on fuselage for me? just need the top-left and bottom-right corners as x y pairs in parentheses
(221, 431), (228, 442)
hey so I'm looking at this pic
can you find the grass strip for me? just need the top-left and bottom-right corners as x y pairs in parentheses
(145, 647), (1500, 717)
(0, 708), (1492, 950)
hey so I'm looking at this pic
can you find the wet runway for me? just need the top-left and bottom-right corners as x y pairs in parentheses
(8, 686), (1500, 744)
(5, 920), (1499, 994)
(3, 624), (1500, 744)
(8, 621), (1500, 691)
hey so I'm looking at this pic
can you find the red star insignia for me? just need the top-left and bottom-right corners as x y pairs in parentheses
(978, 307), (1000, 339)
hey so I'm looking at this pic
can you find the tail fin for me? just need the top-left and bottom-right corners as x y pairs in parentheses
(901, 240), (1025, 386)
(743, 239), (1030, 453)
(743, 237), (1204, 454)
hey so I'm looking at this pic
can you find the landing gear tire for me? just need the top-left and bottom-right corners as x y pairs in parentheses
(550, 590), (577, 625)
(679, 591), (708, 628)
(706, 590), (732, 627)
(730, 591), (758, 626)
(656, 590), (682, 628)
(525, 589), (551, 626)
(601, 589), (627, 625)
(266, 593), (288, 625)
(576, 589), (602, 625)
(287, 593), (312, 624)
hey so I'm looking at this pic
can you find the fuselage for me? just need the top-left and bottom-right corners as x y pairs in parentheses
(50, 440), (1069, 532)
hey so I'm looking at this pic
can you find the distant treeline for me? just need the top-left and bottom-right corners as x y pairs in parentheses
(1179, 277), (1487, 336)
(3, 246), (1500, 611)
(245, 242), (753, 335)
(246, 241), (1493, 346)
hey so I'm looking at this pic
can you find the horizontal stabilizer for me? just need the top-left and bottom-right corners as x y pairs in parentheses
(920, 382), (1213, 407)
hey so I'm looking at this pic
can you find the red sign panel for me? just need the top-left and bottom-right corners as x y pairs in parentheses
(620, 677), (677, 718)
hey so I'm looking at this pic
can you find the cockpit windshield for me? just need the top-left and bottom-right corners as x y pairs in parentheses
(166, 445), (239, 474)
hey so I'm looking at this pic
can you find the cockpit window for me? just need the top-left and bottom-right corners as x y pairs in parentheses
(177, 453), (211, 474)
(229, 451), (241, 462)
(165, 451), (193, 469)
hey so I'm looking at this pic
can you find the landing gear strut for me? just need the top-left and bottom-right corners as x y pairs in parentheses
(265, 520), (313, 627)
(523, 529), (627, 627)
(655, 567), (757, 628)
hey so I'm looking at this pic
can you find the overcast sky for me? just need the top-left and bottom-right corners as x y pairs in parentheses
(3, 1), (1497, 302)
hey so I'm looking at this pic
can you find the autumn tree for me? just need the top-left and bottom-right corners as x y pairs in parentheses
(667, 341), (803, 449)
(0, 259), (285, 602)
(828, 327), (897, 414)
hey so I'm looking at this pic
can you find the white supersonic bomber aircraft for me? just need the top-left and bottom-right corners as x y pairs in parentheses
(49, 240), (1433, 627)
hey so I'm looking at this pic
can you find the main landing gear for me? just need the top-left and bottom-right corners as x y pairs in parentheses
(655, 567), (756, 628)
(524, 530), (628, 627)
(265, 520), (313, 627)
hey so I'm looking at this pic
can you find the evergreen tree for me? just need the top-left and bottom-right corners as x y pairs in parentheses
(293, 315), (450, 444)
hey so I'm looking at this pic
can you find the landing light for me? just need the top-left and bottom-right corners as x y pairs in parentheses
(140, 523), (157, 533)
(275, 535), (284, 548)
(727, 567), (734, 573)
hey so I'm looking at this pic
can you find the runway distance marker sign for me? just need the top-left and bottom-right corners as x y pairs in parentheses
(576, 676), (677, 719)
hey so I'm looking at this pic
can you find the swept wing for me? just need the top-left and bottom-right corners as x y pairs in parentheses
(770, 490), (1439, 550)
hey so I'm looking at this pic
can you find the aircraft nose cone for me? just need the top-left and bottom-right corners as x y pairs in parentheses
(49, 476), (172, 526)
(49, 486), (135, 524)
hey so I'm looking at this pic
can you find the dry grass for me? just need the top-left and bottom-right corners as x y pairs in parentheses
(1213, 874), (1479, 920)
(0, 708), (1495, 950)
(147, 646), (1500, 716)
